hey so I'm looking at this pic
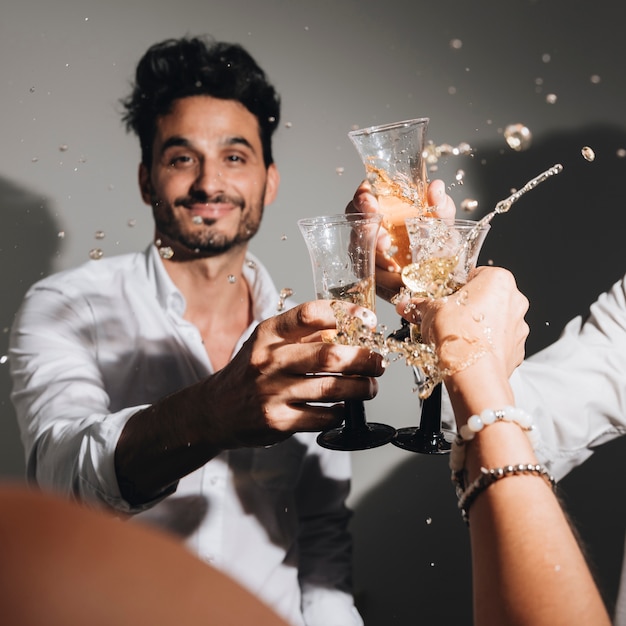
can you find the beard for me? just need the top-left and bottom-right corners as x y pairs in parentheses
(151, 189), (265, 256)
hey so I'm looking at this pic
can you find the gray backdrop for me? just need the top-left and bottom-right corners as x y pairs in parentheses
(2, 0), (626, 623)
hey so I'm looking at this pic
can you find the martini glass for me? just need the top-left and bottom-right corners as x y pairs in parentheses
(391, 217), (490, 453)
(298, 212), (396, 451)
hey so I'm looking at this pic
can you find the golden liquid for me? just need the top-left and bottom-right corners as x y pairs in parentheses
(366, 164), (429, 269)
(400, 256), (462, 298)
(320, 276), (376, 312)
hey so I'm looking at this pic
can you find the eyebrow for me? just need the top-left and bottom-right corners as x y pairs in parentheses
(159, 135), (257, 154)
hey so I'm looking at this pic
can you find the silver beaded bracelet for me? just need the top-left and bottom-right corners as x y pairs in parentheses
(457, 463), (556, 524)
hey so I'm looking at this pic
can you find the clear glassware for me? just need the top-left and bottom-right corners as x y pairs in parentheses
(298, 212), (396, 450)
(392, 217), (491, 453)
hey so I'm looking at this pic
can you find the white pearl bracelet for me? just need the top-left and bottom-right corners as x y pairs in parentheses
(449, 406), (542, 474)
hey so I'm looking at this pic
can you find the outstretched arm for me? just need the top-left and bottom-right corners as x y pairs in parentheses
(398, 267), (611, 626)
(115, 299), (384, 505)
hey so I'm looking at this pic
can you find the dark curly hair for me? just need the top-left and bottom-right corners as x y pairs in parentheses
(120, 36), (281, 168)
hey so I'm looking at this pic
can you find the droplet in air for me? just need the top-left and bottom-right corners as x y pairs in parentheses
(158, 246), (174, 259)
(425, 517), (433, 525)
(590, 74), (601, 84)
(277, 287), (294, 311)
(57, 230), (66, 238)
(228, 274), (236, 284)
(335, 167), (345, 176)
(127, 218), (136, 227)
(192, 215), (203, 224)
(89, 248), (104, 260)
(449, 39), (463, 49)
(246, 259), (257, 269)
(504, 124), (532, 151)
(546, 93), (558, 104)
(455, 169), (465, 183)
(284, 122), (293, 129)
(59, 144), (69, 152)
(94, 230), (105, 240)
(460, 198), (478, 212)
(617, 149), (626, 158)
(29, 86), (35, 93)
(541, 53), (551, 63)
(581, 146), (595, 162)
(281, 234), (287, 241)
(0, 355), (8, 365)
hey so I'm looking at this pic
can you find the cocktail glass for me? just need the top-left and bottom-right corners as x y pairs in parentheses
(298, 212), (396, 450)
(392, 217), (490, 453)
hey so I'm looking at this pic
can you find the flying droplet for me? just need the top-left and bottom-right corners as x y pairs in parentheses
(59, 144), (69, 152)
(281, 234), (287, 241)
(127, 218), (136, 227)
(541, 53), (551, 63)
(192, 215), (203, 224)
(425, 517), (433, 525)
(546, 93), (558, 104)
(89, 248), (104, 260)
(581, 146), (595, 162)
(504, 124), (532, 151)
(284, 122), (293, 129)
(277, 287), (294, 312)
(228, 275), (236, 284)
(455, 169), (465, 182)
(246, 259), (257, 269)
(590, 74), (601, 84)
(449, 39), (463, 49)
(94, 230), (105, 240)
(0, 355), (8, 364)
(158, 246), (174, 259)
(57, 230), (66, 238)
(617, 149), (626, 158)
(460, 198), (478, 212)
(335, 167), (345, 176)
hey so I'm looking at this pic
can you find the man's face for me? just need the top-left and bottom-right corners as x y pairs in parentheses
(139, 95), (279, 257)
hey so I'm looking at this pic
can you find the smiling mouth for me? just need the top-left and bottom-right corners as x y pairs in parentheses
(188, 202), (237, 219)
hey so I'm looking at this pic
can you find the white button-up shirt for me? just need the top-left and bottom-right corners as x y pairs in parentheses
(9, 244), (363, 626)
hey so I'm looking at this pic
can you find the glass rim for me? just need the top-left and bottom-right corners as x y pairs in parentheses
(404, 216), (490, 230)
(297, 212), (383, 227)
(348, 117), (430, 137)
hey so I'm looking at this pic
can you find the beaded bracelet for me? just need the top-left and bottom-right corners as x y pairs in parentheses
(457, 464), (556, 524)
(449, 406), (542, 474)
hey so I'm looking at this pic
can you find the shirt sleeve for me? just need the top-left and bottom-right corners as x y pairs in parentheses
(9, 283), (170, 514)
(511, 274), (626, 480)
(294, 442), (363, 626)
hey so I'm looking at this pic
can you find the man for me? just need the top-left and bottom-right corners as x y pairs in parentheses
(8, 36), (385, 626)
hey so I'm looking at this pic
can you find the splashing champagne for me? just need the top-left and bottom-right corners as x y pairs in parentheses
(366, 164), (430, 269)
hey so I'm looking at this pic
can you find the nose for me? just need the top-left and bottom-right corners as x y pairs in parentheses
(191, 161), (224, 198)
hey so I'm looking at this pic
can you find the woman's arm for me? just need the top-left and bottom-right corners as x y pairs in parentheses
(398, 266), (611, 626)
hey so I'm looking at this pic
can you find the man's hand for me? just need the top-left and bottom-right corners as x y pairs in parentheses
(207, 300), (385, 447)
(116, 300), (384, 504)
(345, 179), (456, 301)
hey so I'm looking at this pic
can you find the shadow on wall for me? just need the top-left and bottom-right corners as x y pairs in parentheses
(0, 175), (61, 478)
(351, 451), (473, 625)
(352, 125), (626, 624)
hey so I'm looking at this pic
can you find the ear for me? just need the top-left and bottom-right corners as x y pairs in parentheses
(138, 163), (152, 205)
(263, 164), (280, 206)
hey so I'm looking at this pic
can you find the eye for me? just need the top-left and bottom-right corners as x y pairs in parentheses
(226, 154), (246, 164)
(169, 154), (195, 168)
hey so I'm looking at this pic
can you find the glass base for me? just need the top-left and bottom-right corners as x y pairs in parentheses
(317, 422), (397, 451)
(391, 426), (455, 454)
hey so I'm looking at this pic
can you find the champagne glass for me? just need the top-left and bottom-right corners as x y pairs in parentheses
(348, 118), (430, 272)
(349, 118), (442, 450)
(391, 217), (490, 453)
(298, 212), (396, 451)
